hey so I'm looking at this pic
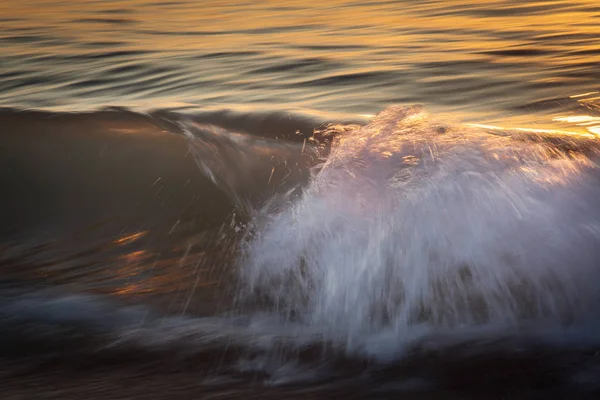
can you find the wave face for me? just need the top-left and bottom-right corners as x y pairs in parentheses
(183, 122), (320, 216)
(237, 105), (600, 357)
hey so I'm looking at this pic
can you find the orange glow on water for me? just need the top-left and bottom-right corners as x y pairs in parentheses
(119, 250), (148, 262)
(466, 123), (599, 139)
(1, 0), (599, 124)
(113, 231), (148, 245)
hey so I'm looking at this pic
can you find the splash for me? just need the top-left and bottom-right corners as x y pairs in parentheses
(236, 105), (600, 355)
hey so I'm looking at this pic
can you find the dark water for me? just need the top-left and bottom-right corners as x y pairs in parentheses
(2, 1), (600, 398)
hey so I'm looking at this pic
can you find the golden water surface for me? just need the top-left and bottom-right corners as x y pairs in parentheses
(1, 0), (599, 134)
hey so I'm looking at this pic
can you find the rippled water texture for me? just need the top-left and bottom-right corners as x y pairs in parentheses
(1, 0), (600, 128)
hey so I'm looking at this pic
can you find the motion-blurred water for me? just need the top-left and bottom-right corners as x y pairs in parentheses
(2, 0), (600, 127)
(2, 1), (600, 398)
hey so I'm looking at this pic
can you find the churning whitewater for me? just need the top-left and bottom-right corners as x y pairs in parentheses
(195, 105), (600, 360)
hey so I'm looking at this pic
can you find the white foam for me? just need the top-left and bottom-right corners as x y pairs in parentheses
(238, 105), (600, 357)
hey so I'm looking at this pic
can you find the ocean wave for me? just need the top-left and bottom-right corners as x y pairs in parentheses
(2, 105), (600, 393)
(0, 106), (345, 239)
